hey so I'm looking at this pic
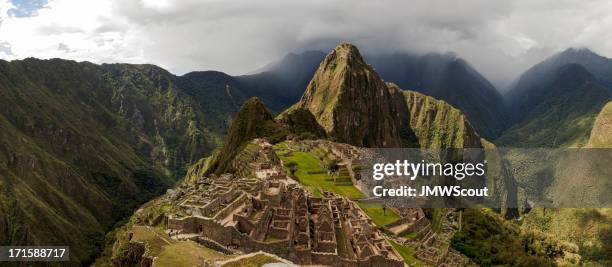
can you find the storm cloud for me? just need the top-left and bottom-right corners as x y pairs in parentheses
(1, 0), (611, 89)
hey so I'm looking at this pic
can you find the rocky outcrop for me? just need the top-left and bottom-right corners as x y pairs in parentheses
(298, 43), (402, 147)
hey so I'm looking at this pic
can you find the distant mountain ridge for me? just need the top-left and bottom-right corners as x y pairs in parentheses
(501, 48), (612, 147)
(367, 53), (507, 139)
(236, 51), (326, 113)
(505, 48), (612, 124)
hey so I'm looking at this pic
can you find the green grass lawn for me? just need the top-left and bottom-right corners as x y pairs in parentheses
(264, 235), (283, 242)
(131, 226), (173, 256)
(130, 225), (231, 266)
(403, 231), (417, 240)
(275, 146), (363, 199)
(357, 202), (401, 227)
(154, 241), (230, 267)
(389, 239), (426, 267)
(222, 253), (280, 267)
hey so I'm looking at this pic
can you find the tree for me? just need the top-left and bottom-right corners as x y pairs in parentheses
(324, 158), (339, 173)
(323, 158), (340, 182)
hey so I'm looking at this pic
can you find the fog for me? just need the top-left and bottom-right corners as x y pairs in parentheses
(1, 0), (611, 89)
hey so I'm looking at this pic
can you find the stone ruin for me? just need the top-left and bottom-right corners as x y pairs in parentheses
(137, 139), (472, 266)
(165, 174), (404, 266)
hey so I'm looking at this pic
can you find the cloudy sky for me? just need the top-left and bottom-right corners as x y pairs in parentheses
(1, 0), (611, 88)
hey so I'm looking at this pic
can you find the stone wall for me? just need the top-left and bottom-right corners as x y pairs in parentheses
(167, 216), (199, 233)
(213, 193), (248, 221)
(195, 236), (234, 254)
(384, 213), (417, 228)
(311, 252), (403, 267)
(405, 216), (429, 234)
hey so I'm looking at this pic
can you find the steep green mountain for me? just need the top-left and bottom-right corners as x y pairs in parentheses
(206, 97), (289, 174)
(0, 58), (231, 263)
(276, 106), (327, 140)
(399, 88), (482, 149)
(367, 53), (507, 139)
(296, 43), (404, 147)
(505, 48), (612, 128)
(237, 50), (506, 141)
(288, 43), (484, 149)
(175, 71), (249, 135)
(506, 49), (612, 105)
(499, 63), (611, 147)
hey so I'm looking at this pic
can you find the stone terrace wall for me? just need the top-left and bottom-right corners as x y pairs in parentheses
(311, 252), (403, 267)
(213, 193), (248, 221)
(385, 214), (417, 228)
(405, 216), (429, 234)
(167, 216), (199, 233)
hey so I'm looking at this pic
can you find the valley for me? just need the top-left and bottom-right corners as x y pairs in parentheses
(1, 41), (610, 266)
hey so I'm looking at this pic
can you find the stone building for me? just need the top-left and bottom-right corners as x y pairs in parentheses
(166, 175), (403, 266)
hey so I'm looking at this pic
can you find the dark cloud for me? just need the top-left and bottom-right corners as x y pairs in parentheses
(2, 0), (611, 89)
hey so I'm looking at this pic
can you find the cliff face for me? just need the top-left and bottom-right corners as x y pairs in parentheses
(401, 89), (482, 148)
(298, 43), (402, 147)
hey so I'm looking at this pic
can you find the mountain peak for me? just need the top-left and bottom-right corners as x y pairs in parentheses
(298, 43), (402, 147)
(333, 42), (361, 55)
(557, 47), (600, 58)
(206, 97), (287, 174)
(326, 42), (368, 69)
